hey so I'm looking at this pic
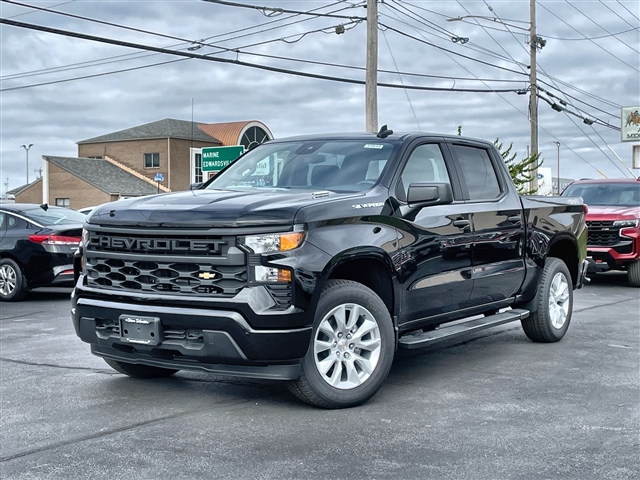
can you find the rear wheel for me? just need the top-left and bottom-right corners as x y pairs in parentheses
(104, 358), (179, 379)
(0, 258), (26, 302)
(628, 259), (640, 287)
(521, 257), (573, 343)
(287, 280), (394, 409)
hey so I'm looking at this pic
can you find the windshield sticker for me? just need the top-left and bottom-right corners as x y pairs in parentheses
(352, 202), (385, 209)
(364, 144), (384, 149)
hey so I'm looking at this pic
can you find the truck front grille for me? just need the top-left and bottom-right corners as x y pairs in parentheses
(85, 230), (247, 297)
(586, 221), (622, 247)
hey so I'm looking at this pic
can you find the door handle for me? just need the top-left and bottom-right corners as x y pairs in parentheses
(453, 219), (470, 229)
(507, 215), (522, 224)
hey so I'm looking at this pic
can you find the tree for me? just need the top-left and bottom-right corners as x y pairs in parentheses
(494, 139), (542, 195)
(456, 125), (542, 195)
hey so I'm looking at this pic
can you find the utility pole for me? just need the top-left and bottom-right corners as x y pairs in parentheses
(365, 0), (378, 133)
(34, 167), (43, 179)
(529, 0), (538, 191)
(3, 178), (8, 199)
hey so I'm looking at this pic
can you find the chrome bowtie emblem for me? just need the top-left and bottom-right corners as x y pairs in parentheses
(198, 272), (216, 280)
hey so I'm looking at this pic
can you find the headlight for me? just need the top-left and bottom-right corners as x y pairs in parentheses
(241, 228), (305, 253)
(613, 219), (639, 227)
(81, 228), (89, 247)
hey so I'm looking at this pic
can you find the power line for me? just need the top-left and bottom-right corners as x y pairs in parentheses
(543, 26), (640, 41)
(380, 28), (421, 130)
(0, 17), (522, 94)
(1, 0), (360, 81)
(599, 0), (636, 29)
(385, 0), (525, 67)
(617, 0), (640, 22)
(565, 0), (639, 55)
(380, 23), (529, 76)
(199, 0), (366, 20)
(5, 0), (74, 18)
(538, 2), (639, 73)
(481, 1), (628, 176)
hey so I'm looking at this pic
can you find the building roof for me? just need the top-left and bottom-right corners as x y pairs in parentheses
(77, 118), (222, 144)
(44, 156), (161, 196)
(198, 120), (272, 146)
(7, 177), (42, 196)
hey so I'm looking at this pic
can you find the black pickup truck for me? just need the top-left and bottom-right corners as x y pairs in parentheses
(72, 131), (588, 408)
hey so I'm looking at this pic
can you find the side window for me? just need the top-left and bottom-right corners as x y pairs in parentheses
(452, 145), (501, 200)
(397, 144), (451, 201)
(7, 215), (25, 229)
(0, 212), (5, 229)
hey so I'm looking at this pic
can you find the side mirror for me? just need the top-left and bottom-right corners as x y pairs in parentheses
(407, 182), (453, 207)
(189, 182), (204, 190)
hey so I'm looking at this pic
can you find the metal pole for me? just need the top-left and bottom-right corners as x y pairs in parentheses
(554, 141), (561, 194)
(21, 144), (33, 184)
(365, 0), (378, 133)
(529, 0), (538, 191)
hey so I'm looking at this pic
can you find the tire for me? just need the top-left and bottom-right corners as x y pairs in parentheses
(521, 257), (573, 343)
(103, 358), (179, 379)
(287, 280), (395, 409)
(628, 259), (640, 287)
(0, 258), (27, 302)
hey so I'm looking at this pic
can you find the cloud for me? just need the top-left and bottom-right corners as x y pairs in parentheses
(1, 0), (638, 194)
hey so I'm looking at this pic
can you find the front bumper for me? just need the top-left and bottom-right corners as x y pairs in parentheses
(72, 294), (313, 380)
(587, 245), (639, 272)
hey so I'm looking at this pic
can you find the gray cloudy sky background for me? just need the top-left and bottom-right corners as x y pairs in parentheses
(0, 0), (638, 195)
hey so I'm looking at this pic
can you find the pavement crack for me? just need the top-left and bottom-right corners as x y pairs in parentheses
(0, 311), (48, 322)
(0, 392), (278, 463)
(0, 357), (116, 375)
(574, 297), (638, 313)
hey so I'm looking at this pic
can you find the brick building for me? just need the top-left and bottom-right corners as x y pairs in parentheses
(11, 118), (273, 209)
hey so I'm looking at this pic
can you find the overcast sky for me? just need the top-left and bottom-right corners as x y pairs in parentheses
(1, 0), (639, 195)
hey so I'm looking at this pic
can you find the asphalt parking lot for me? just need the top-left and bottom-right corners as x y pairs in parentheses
(1, 273), (638, 480)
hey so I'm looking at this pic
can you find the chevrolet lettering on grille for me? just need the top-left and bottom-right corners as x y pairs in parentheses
(90, 236), (227, 254)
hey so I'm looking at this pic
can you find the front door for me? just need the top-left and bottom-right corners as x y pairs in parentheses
(391, 141), (475, 328)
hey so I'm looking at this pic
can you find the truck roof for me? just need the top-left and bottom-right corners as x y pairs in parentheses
(568, 178), (640, 185)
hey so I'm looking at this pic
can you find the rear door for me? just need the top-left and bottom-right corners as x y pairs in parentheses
(446, 141), (525, 308)
(390, 139), (475, 327)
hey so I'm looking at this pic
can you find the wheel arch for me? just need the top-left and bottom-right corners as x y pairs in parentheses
(546, 234), (579, 287)
(321, 248), (398, 321)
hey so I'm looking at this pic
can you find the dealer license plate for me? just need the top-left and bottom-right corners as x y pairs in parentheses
(119, 315), (161, 346)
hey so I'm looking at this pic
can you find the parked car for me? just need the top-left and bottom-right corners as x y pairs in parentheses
(562, 178), (640, 286)
(0, 204), (85, 301)
(77, 206), (96, 215)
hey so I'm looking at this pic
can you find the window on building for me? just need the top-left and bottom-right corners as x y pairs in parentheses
(194, 153), (202, 183)
(144, 153), (160, 169)
(87, 156), (103, 159)
(55, 198), (70, 208)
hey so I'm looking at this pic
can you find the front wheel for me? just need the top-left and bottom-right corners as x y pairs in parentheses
(104, 358), (179, 379)
(628, 259), (640, 287)
(521, 257), (573, 343)
(287, 280), (394, 409)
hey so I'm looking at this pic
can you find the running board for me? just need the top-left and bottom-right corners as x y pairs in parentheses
(398, 309), (530, 350)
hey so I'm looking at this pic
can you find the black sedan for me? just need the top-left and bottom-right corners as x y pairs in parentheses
(0, 204), (86, 301)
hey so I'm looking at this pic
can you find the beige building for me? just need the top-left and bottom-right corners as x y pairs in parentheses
(11, 118), (273, 209)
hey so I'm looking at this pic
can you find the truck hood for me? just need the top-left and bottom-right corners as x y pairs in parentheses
(586, 205), (640, 219)
(87, 189), (361, 228)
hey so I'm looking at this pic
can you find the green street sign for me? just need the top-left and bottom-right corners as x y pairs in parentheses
(201, 146), (245, 172)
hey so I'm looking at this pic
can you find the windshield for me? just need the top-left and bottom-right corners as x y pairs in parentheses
(22, 207), (87, 226)
(562, 183), (640, 206)
(206, 140), (397, 193)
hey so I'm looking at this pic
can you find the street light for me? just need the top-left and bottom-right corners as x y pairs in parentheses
(20, 144), (33, 184)
(554, 141), (561, 195)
